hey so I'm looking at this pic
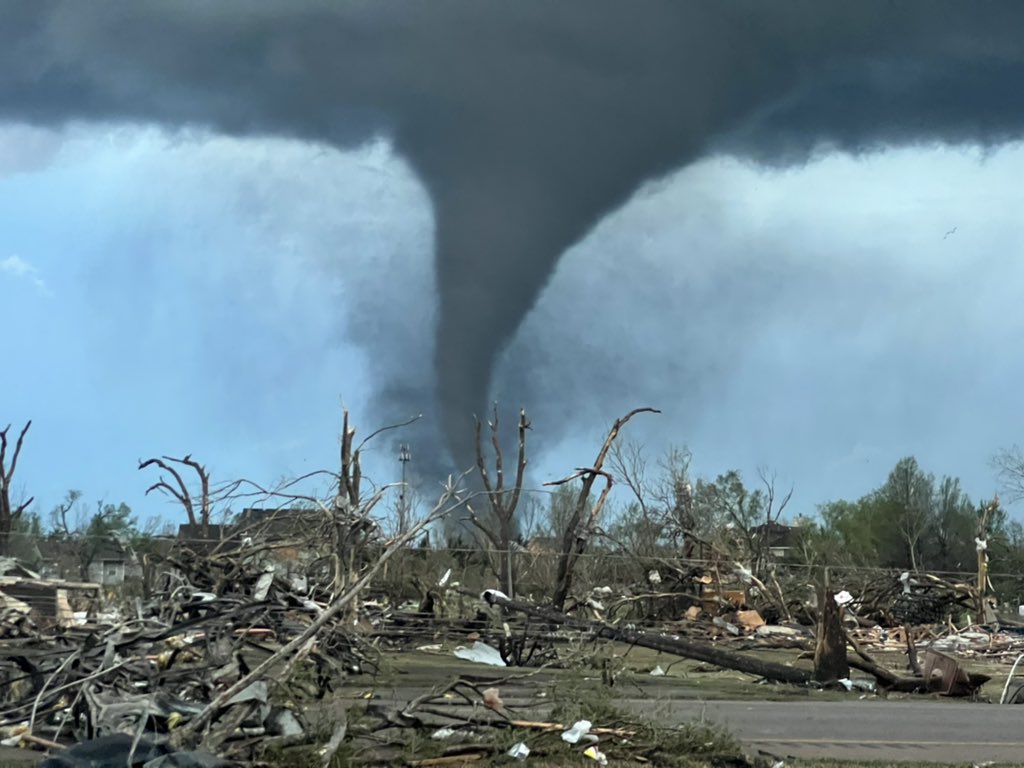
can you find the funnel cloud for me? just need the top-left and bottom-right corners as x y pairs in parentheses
(3, 1), (1024, 471)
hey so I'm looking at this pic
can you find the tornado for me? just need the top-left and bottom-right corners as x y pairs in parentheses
(2, 1), (1024, 470)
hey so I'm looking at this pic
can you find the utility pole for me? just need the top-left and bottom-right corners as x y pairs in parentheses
(398, 443), (411, 535)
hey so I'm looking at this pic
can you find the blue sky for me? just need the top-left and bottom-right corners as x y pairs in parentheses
(3, 121), (1024, 526)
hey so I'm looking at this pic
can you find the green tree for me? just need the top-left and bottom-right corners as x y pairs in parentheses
(817, 457), (984, 574)
(878, 456), (934, 571)
(922, 476), (976, 572)
(819, 494), (904, 566)
(49, 491), (137, 580)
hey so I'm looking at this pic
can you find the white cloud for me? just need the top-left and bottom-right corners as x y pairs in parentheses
(0, 255), (52, 296)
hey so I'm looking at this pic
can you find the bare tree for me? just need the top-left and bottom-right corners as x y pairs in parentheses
(608, 441), (694, 557)
(139, 454), (214, 539)
(992, 445), (1024, 502)
(466, 406), (528, 598)
(751, 466), (793, 574)
(49, 489), (84, 537)
(330, 408), (384, 601)
(548, 407), (659, 611)
(0, 420), (32, 557)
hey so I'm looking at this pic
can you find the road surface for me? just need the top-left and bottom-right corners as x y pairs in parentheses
(622, 698), (1024, 763)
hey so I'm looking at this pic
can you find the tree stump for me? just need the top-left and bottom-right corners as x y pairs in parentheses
(814, 585), (849, 684)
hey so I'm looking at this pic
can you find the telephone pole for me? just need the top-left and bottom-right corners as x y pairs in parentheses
(398, 443), (412, 535)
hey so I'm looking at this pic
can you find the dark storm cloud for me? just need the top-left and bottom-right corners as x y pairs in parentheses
(3, 1), (1024, 471)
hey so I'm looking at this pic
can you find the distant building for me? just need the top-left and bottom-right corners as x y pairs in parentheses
(751, 521), (802, 559)
(175, 523), (237, 555)
(234, 508), (322, 564)
(87, 539), (139, 586)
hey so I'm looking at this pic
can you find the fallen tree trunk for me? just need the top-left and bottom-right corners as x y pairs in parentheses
(469, 589), (812, 686)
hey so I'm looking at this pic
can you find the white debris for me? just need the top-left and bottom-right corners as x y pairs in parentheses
(585, 597), (605, 612)
(734, 564), (753, 584)
(650, 665), (666, 676)
(453, 641), (506, 667)
(561, 719), (592, 744)
(592, 586), (613, 597)
(583, 745), (608, 765)
(301, 599), (323, 615)
(438, 568), (452, 587)
(834, 590), (854, 606)
(647, 569), (662, 585)
(431, 727), (456, 740)
(253, 571), (275, 601)
(899, 571), (911, 594)
(481, 589), (509, 605)
(507, 742), (530, 760)
(976, 537), (988, 552)
(713, 616), (741, 636)
(267, 708), (304, 737)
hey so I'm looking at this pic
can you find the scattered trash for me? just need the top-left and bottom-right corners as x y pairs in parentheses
(834, 590), (854, 606)
(431, 727), (456, 740)
(583, 745), (608, 765)
(736, 609), (765, 631)
(481, 588), (510, 605)
(713, 616), (741, 636)
(36, 734), (228, 768)
(507, 742), (530, 760)
(267, 707), (304, 737)
(482, 687), (504, 710)
(252, 569), (275, 601)
(650, 665), (666, 676)
(647, 569), (662, 585)
(438, 568), (452, 587)
(453, 641), (506, 667)
(561, 720), (592, 744)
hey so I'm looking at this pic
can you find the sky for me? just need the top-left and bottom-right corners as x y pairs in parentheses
(3, 120), (1023, 526)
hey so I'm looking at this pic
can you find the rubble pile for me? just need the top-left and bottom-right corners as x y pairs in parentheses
(0, 547), (372, 766)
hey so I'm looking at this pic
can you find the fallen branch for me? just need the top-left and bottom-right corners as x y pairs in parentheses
(173, 476), (468, 747)
(469, 589), (812, 685)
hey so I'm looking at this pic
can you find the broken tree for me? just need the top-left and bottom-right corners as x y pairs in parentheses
(466, 406), (529, 599)
(139, 454), (217, 540)
(814, 580), (849, 684)
(0, 420), (32, 557)
(474, 588), (811, 685)
(547, 407), (659, 611)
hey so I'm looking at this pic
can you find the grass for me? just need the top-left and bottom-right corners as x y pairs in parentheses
(271, 644), (1020, 766)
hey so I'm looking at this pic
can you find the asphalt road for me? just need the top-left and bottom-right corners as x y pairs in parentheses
(621, 698), (1024, 763)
